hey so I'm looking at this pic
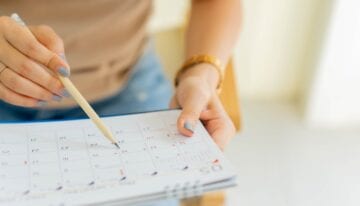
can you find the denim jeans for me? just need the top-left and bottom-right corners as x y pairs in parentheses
(0, 44), (179, 206)
(0, 44), (173, 121)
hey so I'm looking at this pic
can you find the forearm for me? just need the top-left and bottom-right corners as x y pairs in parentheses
(187, 0), (242, 62)
(181, 0), (242, 88)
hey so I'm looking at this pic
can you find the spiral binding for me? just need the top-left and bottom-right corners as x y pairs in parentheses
(164, 180), (203, 199)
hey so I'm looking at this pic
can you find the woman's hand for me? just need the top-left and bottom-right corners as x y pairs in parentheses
(170, 64), (236, 150)
(0, 16), (69, 107)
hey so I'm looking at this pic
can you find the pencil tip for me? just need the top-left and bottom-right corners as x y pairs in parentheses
(113, 142), (120, 149)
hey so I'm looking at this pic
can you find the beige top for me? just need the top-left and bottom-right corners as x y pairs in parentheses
(1, 0), (152, 108)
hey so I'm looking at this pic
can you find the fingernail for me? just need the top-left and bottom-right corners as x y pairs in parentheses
(37, 100), (47, 107)
(58, 67), (70, 77)
(60, 89), (71, 98)
(52, 95), (62, 102)
(184, 121), (194, 133)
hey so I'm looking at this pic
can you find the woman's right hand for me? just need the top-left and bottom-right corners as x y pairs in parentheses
(0, 16), (70, 107)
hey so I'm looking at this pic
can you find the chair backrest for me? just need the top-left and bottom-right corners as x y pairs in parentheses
(219, 59), (242, 131)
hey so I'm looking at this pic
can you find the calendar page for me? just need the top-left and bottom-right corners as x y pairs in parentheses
(0, 110), (236, 206)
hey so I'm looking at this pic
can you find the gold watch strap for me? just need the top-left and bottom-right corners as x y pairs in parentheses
(174, 54), (224, 93)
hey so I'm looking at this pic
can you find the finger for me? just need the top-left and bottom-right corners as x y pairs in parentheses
(200, 107), (215, 119)
(200, 95), (226, 119)
(29, 25), (64, 55)
(199, 107), (222, 121)
(0, 41), (65, 96)
(1, 17), (69, 76)
(177, 90), (210, 137)
(200, 110), (233, 151)
(0, 82), (39, 107)
(211, 129), (230, 151)
(0, 68), (62, 102)
(200, 97), (236, 150)
(212, 119), (236, 151)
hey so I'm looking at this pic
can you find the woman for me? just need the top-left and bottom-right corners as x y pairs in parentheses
(0, 0), (241, 204)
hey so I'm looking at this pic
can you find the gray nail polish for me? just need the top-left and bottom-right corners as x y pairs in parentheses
(52, 95), (62, 102)
(60, 89), (71, 98)
(184, 121), (194, 133)
(37, 100), (47, 107)
(58, 67), (70, 77)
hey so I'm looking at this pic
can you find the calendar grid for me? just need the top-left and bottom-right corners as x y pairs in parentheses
(55, 131), (64, 189)
(136, 115), (158, 176)
(25, 129), (31, 193)
(0, 110), (231, 205)
(82, 128), (96, 183)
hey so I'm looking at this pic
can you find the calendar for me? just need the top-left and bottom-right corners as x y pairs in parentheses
(0, 110), (236, 206)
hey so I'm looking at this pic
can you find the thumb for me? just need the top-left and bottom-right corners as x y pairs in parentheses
(177, 91), (209, 137)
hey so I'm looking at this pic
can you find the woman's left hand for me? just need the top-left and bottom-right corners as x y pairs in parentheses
(170, 64), (236, 150)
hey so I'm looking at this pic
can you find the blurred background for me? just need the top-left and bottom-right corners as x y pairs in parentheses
(150, 0), (360, 205)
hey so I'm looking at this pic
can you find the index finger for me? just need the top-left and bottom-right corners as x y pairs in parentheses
(2, 17), (69, 77)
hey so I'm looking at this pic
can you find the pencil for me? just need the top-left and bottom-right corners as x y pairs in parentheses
(10, 13), (120, 149)
(58, 76), (120, 149)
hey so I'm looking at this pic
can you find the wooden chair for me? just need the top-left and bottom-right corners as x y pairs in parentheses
(181, 59), (242, 206)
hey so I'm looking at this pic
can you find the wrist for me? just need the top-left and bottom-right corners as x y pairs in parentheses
(174, 54), (225, 93)
(177, 63), (219, 91)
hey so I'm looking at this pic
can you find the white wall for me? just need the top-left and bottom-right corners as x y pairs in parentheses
(148, 0), (189, 33)
(149, 0), (189, 81)
(150, 0), (360, 128)
(304, 0), (360, 128)
(233, 0), (331, 101)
